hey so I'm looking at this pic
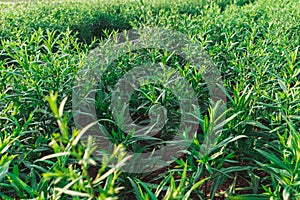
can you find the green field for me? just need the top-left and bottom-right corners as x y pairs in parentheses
(0, 0), (299, 199)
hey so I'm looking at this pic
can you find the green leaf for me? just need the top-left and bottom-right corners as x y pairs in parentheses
(256, 149), (290, 171)
(54, 188), (91, 197)
(36, 152), (71, 162)
(278, 79), (287, 93)
(7, 172), (35, 196)
(128, 177), (144, 200)
(183, 177), (209, 200)
(136, 179), (158, 200)
(227, 194), (270, 200)
(219, 166), (252, 174)
(0, 159), (10, 181)
(243, 120), (270, 130)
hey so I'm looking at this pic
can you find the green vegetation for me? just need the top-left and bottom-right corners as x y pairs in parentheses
(0, 0), (299, 199)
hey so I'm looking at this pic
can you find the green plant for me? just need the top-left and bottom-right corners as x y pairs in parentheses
(0, 0), (299, 199)
(256, 115), (300, 200)
(41, 92), (130, 199)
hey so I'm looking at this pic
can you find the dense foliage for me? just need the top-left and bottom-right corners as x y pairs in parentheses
(0, 0), (299, 199)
